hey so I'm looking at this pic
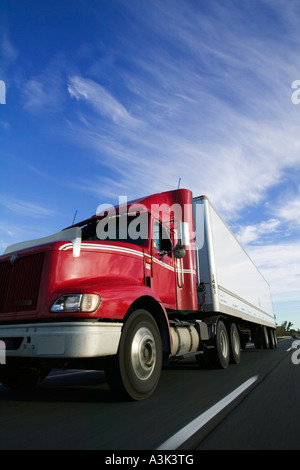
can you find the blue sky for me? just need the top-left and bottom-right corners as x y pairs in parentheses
(1, 0), (300, 328)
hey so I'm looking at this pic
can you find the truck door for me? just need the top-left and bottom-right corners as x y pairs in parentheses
(151, 221), (177, 309)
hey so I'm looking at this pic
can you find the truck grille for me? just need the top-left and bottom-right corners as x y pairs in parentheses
(0, 252), (45, 313)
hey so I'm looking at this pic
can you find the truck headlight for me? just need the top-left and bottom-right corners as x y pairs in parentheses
(51, 294), (101, 313)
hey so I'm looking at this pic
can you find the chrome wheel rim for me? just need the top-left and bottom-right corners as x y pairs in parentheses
(220, 330), (229, 358)
(131, 327), (157, 380)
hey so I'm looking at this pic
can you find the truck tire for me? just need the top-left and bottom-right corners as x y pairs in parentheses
(273, 329), (278, 348)
(261, 326), (269, 349)
(204, 320), (230, 369)
(252, 327), (262, 349)
(268, 328), (277, 349)
(0, 363), (50, 391)
(215, 320), (230, 368)
(228, 323), (241, 364)
(105, 309), (162, 400)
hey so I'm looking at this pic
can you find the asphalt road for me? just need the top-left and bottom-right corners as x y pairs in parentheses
(0, 338), (299, 450)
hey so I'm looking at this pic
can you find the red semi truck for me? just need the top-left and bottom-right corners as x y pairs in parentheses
(0, 189), (276, 400)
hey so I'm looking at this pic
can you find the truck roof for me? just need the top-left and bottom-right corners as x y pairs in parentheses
(66, 188), (195, 229)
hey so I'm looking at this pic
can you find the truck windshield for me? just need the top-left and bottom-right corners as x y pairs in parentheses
(81, 213), (148, 246)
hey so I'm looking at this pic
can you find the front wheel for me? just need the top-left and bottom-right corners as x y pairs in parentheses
(105, 309), (162, 401)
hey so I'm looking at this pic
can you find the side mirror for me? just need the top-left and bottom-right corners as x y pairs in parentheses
(173, 245), (186, 259)
(173, 222), (190, 258)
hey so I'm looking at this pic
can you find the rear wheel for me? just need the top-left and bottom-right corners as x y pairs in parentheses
(205, 320), (230, 369)
(268, 328), (277, 349)
(228, 323), (241, 364)
(105, 309), (162, 400)
(252, 325), (269, 349)
(261, 326), (270, 349)
(215, 321), (230, 368)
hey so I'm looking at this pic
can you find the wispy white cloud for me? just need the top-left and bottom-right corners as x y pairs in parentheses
(22, 79), (52, 111)
(66, 65), (300, 217)
(247, 241), (300, 303)
(0, 195), (56, 218)
(68, 76), (141, 129)
(63, 0), (300, 221)
(1, 32), (18, 63)
(274, 192), (300, 227)
(236, 219), (281, 245)
(21, 53), (69, 113)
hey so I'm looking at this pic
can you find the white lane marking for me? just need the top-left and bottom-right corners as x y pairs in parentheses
(157, 375), (258, 450)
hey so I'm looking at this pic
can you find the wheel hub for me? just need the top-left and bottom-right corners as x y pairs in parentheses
(131, 327), (157, 380)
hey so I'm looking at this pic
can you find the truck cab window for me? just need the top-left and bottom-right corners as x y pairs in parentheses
(82, 221), (98, 240)
(82, 214), (147, 246)
(153, 222), (172, 256)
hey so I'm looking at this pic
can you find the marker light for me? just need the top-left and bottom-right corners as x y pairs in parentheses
(51, 294), (101, 313)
